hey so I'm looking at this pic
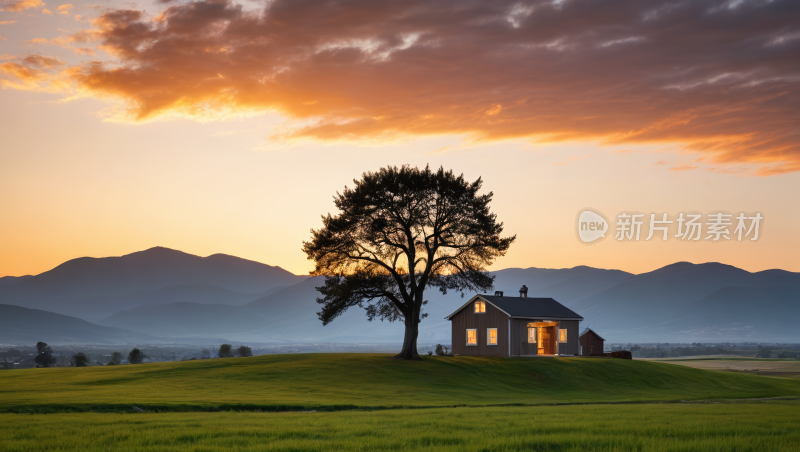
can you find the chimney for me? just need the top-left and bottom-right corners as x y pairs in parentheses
(519, 285), (528, 299)
(494, 291), (504, 297)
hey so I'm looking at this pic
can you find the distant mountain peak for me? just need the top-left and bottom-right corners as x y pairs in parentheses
(127, 246), (195, 257)
(647, 261), (753, 277)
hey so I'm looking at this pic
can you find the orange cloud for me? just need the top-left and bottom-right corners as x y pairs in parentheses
(0, 62), (49, 89)
(0, 0), (43, 12)
(0, 20), (18, 24)
(24, 32), (96, 55)
(23, 54), (66, 68)
(756, 163), (800, 176)
(670, 164), (699, 172)
(3, 0), (800, 174)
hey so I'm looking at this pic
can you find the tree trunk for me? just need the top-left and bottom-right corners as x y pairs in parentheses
(393, 315), (421, 360)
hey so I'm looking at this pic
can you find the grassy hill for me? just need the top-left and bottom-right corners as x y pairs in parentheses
(1, 354), (798, 412)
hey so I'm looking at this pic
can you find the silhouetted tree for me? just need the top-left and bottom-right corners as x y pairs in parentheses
(237, 345), (253, 357)
(128, 348), (147, 364)
(34, 342), (56, 368)
(108, 351), (123, 365)
(200, 349), (211, 359)
(303, 165), (514, 360)
(434, 344), (452, 356)
(218, 344), (234, 358)
(72, 353), (89, 367)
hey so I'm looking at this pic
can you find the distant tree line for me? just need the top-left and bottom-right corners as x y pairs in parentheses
(217, 344), (253, 358)
(424, 344), (452, 356)
(618, 343), (800, 359)
(4, 343), (264, 369)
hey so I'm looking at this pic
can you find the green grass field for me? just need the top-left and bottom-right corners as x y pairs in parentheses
(2, 354), (799, 451)
(2, 402), (798, 451)
(2, 354), (799, 411)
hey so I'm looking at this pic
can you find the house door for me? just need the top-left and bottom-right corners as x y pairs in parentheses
(538, 326), (555, 355)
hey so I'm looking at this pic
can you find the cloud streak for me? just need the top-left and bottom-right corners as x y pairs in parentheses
(3, 0), (800, 173)
(0, 0), (43, 12)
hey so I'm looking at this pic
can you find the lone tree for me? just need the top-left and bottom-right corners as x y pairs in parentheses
(303, 165), (514, 360)
(108, 351), (123, 366)
(71, 352), (89, 367)
(237, 345), (253, 357)
(34, 342), (56, 368)
(127, 348), (147, 364)
(218, 344), (234, 358)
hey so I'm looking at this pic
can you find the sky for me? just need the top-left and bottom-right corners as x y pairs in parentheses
(1, 0), (798, 277)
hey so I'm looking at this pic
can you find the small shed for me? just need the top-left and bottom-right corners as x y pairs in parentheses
(579, 328), (605, 356)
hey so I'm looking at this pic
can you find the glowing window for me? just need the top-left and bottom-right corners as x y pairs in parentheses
(559, 329), (567, 343)
(487, 328), (497, 346)
(474, 301), (486, 313)
(527, 327), (537, 343)
(466, 329), (477, 346)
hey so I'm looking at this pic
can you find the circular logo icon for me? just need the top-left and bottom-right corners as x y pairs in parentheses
(576, 209), (609, 244)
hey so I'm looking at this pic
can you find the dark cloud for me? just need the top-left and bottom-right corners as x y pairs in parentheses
(9, 0), (800, 172)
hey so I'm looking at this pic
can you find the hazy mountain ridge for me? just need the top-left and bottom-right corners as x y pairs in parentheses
(0, 275), (32, 287)
(98, 302), (270, 337)
(1, 249), (798, 344)
(0, 247), (306, 321)
(0, 304), (158, 344)
(570, 262), (800, 340)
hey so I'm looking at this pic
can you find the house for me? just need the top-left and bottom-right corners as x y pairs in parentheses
(579, 328), (605, 356)
(445, 291), (583, 356)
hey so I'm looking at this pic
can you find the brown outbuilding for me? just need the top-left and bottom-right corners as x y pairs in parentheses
(445, 292), (583, 356)
(579, 328), (606, 356)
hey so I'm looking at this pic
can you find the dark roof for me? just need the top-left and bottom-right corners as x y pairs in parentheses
(580, 328), (606, 341)
(446, 294), (583, 320)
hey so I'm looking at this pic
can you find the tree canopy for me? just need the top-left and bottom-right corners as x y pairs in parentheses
(72, 353), (89, 367)
(218, 344), (234, 358)
(303, 165), (514, 359)
(108, 351), (123, 366)
(128, 348), (147, 364)
(34, 342), (56, 368)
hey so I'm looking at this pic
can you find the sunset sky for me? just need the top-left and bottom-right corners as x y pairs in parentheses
(1, 0), (798, 278)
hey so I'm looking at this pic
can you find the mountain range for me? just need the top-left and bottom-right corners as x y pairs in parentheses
(0, 247), (304, 322)
(1, 247), (798, 345)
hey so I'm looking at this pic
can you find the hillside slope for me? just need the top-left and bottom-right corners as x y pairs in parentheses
(0, 354), (798, 410)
